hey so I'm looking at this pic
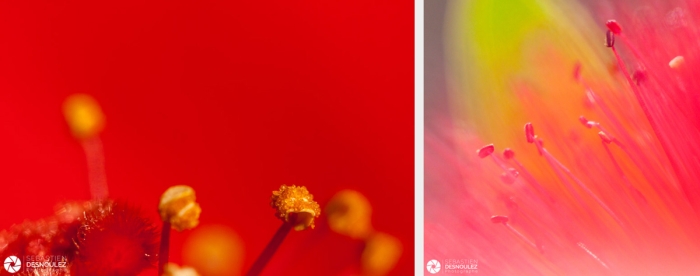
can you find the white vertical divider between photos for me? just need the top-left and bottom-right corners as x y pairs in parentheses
(415, 0), (425, 275)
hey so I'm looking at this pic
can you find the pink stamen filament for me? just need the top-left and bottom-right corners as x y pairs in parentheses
(610, 46), (661, 142)
(82, 137), (109, 200)
(534, 138), (625, 227)
(600, 142), (646, 204)
(487, 153), (545, 203)
(574, 87), (675, 205)
(511, 157), (556, 204)
(500, 221), (541, 253)
(539, 145), (595, 221)
(611, 43), (700, 214)
(577, 242), (610, 271)
(502, 201), (548, 254)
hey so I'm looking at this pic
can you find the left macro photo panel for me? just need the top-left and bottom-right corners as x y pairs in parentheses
(0, 1), (414, 276)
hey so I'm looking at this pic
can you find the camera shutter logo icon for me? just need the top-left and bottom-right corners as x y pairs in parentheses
(427, 259), (440, 274)
(4, 256), (21, 273)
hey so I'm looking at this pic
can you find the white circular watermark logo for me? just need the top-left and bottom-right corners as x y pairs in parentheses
(4, 256), (21, 273)
(427, 259), (441, 274)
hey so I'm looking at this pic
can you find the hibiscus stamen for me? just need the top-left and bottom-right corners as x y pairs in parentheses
(606, 19), (649, 75)
(538, 139), (623, 226)
(572, 68), (672, 200)
(479, 144), (551, 206)
(537, 141), (592, 216)
(479, 145), (514, 174)
(574, 65), (633, 147)
(478, 144), (523, 185)
(158, 185), (202, 275)
(490, 215), (542, 253)
(508, 152), (555, 203)
(527, 123), (625, 227)
(573, 62), (582, 82)
(525, 123), (535, 143)
(63, 94), (109, 200)
(601, 140), (648, 205)
(605, 30), (615, 47)
(605, 20), (622, 35)
(579, 116), (625, 149)
(477, 144), (495, 159)
(247, 185), (321, 276)
(607, 28), (668, 151)
(503, 148), (515, 159)
(604, 26), (697, 211)
(503, 198), (547, 253)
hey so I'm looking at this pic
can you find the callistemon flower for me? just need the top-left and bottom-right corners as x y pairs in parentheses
(427, 0), (700, 274)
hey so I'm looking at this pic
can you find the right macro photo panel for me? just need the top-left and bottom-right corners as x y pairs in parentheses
(425, 0), (700, 274)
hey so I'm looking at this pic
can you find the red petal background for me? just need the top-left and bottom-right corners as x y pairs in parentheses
(0, 0), (413, 275)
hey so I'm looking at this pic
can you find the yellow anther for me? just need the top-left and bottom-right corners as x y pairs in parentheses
(159, 185), (202, 231)
(163, 263), (200, 276)
(183, 225), (244, 276)
(63, 94), (105, 139)
(326, 190), (373, 239)
(361, 232), (403, 276)
(270, 185), (321, 231)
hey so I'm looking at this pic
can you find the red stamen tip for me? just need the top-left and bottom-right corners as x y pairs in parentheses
(598, 131), (613, 144)
(605, 20), (622, 35)
(525, 123), (535, 143)
(477, 144), (495, 158)
(578, 116), (589, 127)
(605, 30), (615, 47)
(490, 215), (509, 224)
(633, 69), (647, 85)
(573, 62), (582, 82)
(503, 148), (515, 159)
